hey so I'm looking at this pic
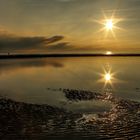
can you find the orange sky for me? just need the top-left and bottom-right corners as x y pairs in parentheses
(0, 0), (140, 53)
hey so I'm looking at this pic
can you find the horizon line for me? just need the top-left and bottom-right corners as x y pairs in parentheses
(0, 53), (140, 59)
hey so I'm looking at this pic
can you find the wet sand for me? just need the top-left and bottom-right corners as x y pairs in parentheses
(0, 89), (140, 140)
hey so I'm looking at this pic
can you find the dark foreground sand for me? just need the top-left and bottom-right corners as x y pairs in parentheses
(0, 89), (140, 140)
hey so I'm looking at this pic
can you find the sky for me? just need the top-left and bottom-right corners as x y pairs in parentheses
(0, 0), (140, 54)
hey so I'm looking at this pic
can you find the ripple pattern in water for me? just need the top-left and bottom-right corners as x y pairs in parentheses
(0, 89), (140, 139)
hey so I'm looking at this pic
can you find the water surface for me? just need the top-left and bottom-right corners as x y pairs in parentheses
(0, 57), (140, 111)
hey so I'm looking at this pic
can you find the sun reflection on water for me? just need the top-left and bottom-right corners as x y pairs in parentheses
(105, 73), (111, 81)
(98, 65), (118, 91)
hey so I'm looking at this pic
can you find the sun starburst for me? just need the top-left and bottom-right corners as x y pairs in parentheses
(93, 10), (123, 38)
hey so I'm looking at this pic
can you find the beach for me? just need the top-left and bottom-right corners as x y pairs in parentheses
(0, 89), (140, 139)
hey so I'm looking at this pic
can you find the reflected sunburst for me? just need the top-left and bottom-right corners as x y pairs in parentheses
(97, 66), (118, 90)
(105, 73), (111, 81)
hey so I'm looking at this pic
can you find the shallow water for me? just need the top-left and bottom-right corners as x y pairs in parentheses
(0, 91), (140, 140)
(0, 57), (140, 104)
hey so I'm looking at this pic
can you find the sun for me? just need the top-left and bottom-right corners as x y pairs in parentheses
(93, 11), (123, 38)
(105, 19), (113, 30)
(106, 51), (112, 55)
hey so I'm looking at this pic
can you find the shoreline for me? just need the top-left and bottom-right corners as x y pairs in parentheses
(0, 89), (140, 139)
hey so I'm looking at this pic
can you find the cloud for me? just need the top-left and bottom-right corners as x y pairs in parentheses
(45, 35), (64, 44)
(0, 33), (107, 53)
(0, 34), (64, 52)
(48, 42), (71, 50)
(0, 31), (108, 53)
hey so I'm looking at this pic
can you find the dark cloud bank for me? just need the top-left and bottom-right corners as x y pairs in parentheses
(0, 34), (70, 53)
(0, 33), (105, 53)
